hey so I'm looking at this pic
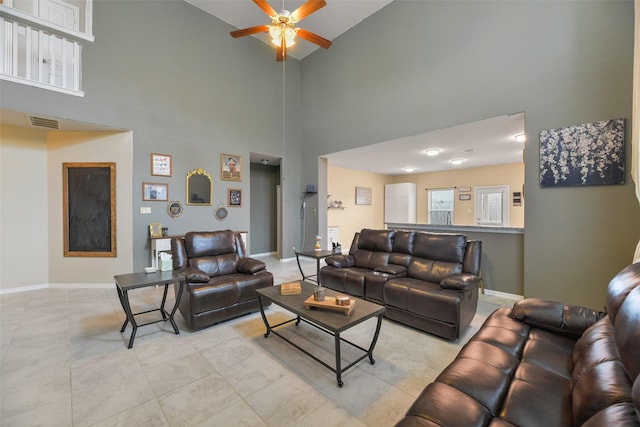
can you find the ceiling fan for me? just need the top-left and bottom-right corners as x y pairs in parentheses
(230, 0), (332, 61)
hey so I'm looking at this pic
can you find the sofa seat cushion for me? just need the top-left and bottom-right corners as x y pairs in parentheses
(384, 278), (463, 324)
(320, 266), (370, 297)
(400, 382), (495, 427)
(499, 362), (574, 427)
(187, 273), (270, 314)
(521, 329), (575, 379)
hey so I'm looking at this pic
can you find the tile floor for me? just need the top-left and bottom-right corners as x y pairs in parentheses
(0, 255), (517, 427)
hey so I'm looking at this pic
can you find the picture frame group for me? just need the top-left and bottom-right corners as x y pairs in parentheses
(221, 154), (241, 181)
(143, 182), (169, 201)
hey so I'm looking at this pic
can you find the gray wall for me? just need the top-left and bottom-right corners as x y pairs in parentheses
(250, 163), (280, 254)
(1, 0), (638, 308)
(300, 0), (640, 309)
(0, 0), (303, 270)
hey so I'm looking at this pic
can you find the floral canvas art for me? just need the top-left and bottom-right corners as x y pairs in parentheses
(539, 118), (624, 188)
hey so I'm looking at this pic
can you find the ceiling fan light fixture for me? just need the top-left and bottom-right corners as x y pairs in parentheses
(424, 148), (440, 156)
(269, 24), (296, 47)
(450, 158), (465, 166)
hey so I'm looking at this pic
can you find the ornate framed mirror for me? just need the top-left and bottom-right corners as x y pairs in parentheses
(186, 168), (212, 205)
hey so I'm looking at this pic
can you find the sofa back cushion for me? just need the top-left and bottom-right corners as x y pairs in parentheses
(571, 262), (640, 426)
(185, 230), (237, 257)
(180, 230), (240, 277)
(358, 229), (394, 252)
(353, 250), (390, 270)
(190, 253), (239, 277)
(413, 232), (467, 263)
(408, 258), (463, 283)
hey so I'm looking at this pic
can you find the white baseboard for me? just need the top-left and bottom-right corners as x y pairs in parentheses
(251, 251), (278, 258)
(1, 282), (114, 295)
(0, 283), (48, 295)
(49, 283), (113, 289)
(483, 288), (523, 301)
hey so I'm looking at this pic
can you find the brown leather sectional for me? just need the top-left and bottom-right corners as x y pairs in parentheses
(171, 230), (273, 330)
(319, 229), (482, 340)
(395, 262), (640, 426)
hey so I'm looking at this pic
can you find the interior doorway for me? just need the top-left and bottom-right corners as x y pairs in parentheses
(249, 155), (281, 256)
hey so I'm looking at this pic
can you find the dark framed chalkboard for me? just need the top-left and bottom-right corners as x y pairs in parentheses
(63, 163), (117, 257)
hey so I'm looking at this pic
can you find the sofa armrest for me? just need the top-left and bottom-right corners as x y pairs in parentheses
(325, 254), (355, 268)
(375, 265), (407, 275)
(237, 258), (266, 274)
(440, 273), (480, 291)
(177, 267), (209, 283)
(511, 298), (606, 339)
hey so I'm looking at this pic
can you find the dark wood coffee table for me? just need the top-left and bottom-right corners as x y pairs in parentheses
(256, 281), (384, 387)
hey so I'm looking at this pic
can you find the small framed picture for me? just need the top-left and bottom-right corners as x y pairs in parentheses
(221, 154), (241, 181)
(459, 194), (471, 201)
(151, 153), (172, 177)
(143, 182), (169, 201)
(149, 222), (163, 238)
(355, 187), (372, 205)
(228, 188), (242, 207)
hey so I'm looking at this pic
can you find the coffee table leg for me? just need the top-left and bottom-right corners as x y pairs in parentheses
(335, 332), (344, 387)
(367, 314), (384, 364)
(257, 296), (272, 338)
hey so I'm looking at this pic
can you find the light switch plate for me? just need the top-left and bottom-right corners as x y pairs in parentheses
(140, 207), (151, 214)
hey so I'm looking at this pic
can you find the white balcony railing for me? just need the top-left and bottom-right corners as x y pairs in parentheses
(0, 2), (92, 96)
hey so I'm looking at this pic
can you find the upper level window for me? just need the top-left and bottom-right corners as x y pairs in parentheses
(0, 0), (93, 96)
(475, 185), (510, 226)
(428, 188), (454, 225)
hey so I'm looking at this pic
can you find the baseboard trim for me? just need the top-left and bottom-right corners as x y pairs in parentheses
(1, 282), (114, 295)
(49, 283), (113, 289)
(0, 283), (48, 295)
(483, 289), (523, 301)
(251, 251), (278, 258)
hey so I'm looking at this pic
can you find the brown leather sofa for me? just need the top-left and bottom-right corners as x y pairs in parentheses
(395, 262), (640, 427)
(171, 230), (273, 330)
(320, 229), (482, 340)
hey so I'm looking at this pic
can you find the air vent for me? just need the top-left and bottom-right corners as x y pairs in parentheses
(29, 115), (60, 129)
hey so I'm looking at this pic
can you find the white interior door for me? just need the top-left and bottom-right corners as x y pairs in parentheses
(475, 185), (510, 226)
(40, 0), (79, 31)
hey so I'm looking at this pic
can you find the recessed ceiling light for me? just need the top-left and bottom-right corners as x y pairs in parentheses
(515, 134), (526, 142)
(424, 148), (440, 156)
(403, 167), (417, 173)
(450, 158), (465, 166)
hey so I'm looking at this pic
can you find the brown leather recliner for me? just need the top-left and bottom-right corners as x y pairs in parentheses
(171, 230), (273, 330)
(320, 229), (482, 340)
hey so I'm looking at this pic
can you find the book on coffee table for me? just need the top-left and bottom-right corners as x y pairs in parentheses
(280, 281), (302, 295)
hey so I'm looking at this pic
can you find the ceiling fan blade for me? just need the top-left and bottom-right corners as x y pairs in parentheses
(291, 0), (327, 22)
(253, 0), (277, 17)
(230, 25), (270, 38)
(297, 28), (332, 49)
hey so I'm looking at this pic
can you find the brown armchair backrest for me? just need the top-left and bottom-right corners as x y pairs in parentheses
(171, 230), (245, 276)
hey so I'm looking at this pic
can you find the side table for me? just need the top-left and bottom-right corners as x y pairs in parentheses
(295, 249), (333, 286)
(114, 270), (186, 349)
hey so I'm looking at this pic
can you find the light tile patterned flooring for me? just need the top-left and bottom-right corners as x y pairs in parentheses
(0, 255), (516, 426)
